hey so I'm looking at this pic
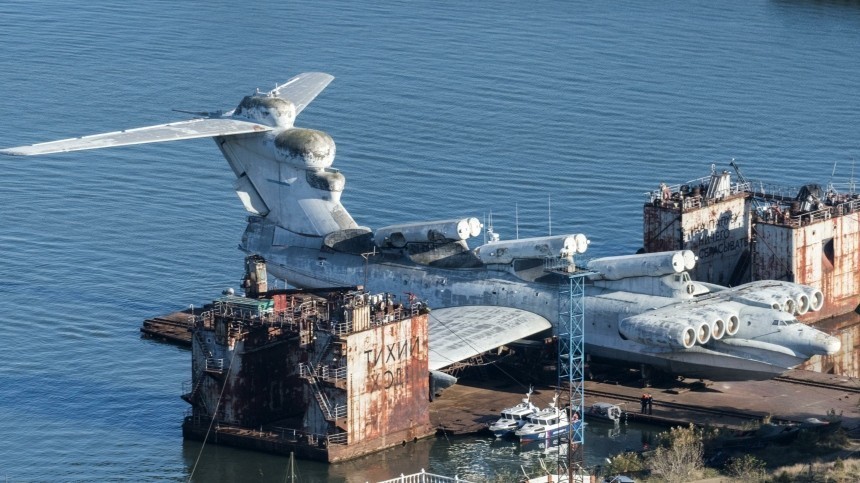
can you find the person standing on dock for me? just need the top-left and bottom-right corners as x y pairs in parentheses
(646, 394), (653, 415)
(640, 394), (648, 414)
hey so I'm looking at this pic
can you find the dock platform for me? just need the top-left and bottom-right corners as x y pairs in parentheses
(141, 310), (859, 438)
(431, 370), (859, 437)
(140, 307), (204, 346)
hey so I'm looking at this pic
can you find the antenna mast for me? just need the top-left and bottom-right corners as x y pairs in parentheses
(515, 203), (519, 240)
(483, 212), (487, 245)
(852, 158), (856, 194)
(548, 194), (552, 236)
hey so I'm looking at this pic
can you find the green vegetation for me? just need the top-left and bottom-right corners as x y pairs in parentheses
(725, 454), (767, 482)
(647, 424), (705, 482)
(596, 409), (858, 483)
(606, 451), (646, 475)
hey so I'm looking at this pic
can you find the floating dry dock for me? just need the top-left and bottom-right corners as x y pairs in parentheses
(142, 298), (860, 462)
(645, 166), (860, 376)
(180, 287), (435, 462)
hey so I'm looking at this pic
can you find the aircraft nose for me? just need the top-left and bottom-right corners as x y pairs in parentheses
(823, 335), (841, 355)
(813, 333), (841, 356)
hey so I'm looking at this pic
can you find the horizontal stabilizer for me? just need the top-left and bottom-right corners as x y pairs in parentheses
(0, 118), (272, 156)
(268, 72), (335, 117)
(427, 306), (551, 371)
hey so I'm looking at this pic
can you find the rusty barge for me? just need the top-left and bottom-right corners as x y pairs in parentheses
(644, 164), (860, 376)
(180, 264), (435, 462)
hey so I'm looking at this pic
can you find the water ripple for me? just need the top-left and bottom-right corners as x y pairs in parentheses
(1, 0), (860, 480)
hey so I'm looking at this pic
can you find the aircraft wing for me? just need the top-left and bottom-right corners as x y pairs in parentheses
(428, 306), (552, 371)
(0, 118), (272, 156)
(268, 72), (334, 117)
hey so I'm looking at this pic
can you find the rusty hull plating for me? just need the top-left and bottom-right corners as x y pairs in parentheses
(644, 167), (860, 376)
(181, 287), (435, 462)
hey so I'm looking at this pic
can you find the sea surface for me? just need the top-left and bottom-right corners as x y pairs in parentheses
(1, 1), (859, 481)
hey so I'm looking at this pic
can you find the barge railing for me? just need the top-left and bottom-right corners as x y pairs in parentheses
(375, 470), (474, 483)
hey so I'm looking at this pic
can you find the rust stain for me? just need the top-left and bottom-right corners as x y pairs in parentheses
(183, 288), (433, 462)
(644, 177), (860, 376)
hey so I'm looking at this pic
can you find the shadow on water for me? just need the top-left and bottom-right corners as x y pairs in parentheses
(182, 436), (433, 483)
(181, 421), (666, 482)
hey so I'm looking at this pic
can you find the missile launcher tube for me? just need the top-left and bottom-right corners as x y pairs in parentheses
(588, 251), (686, 281)
(473, 234), (588, 265)
(374, 218), (482, 248)
(682, 250), (697, 271)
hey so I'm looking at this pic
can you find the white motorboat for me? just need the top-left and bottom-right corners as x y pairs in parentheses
(515, 394), (581, 444)
(586, 402), (623, 422)
(488, 387), (539, 438)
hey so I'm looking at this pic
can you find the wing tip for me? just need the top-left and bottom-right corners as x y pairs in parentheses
(0, 148), (32, 156)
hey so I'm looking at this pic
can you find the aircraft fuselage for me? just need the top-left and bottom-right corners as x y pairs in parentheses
(242, 218), (833, 381)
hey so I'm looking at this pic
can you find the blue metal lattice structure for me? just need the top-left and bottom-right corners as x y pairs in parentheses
(558, 269), (589, 468)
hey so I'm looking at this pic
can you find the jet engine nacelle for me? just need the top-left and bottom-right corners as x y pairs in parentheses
(588, 250), (696, 281)
(619, 313), (697, 350)
(731, 287), (800, 314)
(473, 234), (588, 265)
(765, 281), (824, 314)
(374, 218), (482, 248)
(692, 302), (742, 337)
(688, 306), (726, 341)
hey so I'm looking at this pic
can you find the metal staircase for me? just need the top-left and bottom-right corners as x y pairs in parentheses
(193, 329), (224, 375)
(299, 363), (347, 424)
(181, 327), (220, 415)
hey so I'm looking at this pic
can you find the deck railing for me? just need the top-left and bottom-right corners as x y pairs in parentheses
(375, 469), (474, 483)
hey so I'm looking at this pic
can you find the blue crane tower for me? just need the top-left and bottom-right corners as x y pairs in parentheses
(557, 266), (590, 474)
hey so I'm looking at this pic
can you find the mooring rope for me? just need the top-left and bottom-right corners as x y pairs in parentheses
(187, 342), (240, 482)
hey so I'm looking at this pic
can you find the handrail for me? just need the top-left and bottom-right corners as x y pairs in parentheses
(376, 469), (474, 483)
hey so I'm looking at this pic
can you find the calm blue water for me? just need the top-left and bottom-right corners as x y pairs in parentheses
(2, 1), (859, 480)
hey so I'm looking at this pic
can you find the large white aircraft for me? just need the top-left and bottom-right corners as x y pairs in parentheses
(1, 72), (840, 382)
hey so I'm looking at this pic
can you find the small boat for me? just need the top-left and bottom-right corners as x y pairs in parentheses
(488, 387), (539, 438)
(515, 394), (581, 444)
(801, 416), (842, 435)
(716, 422), (801, 449)
(586, 402), (623, 422)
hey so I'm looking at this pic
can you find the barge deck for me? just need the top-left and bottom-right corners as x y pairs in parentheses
(142, 309), (859, 440)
